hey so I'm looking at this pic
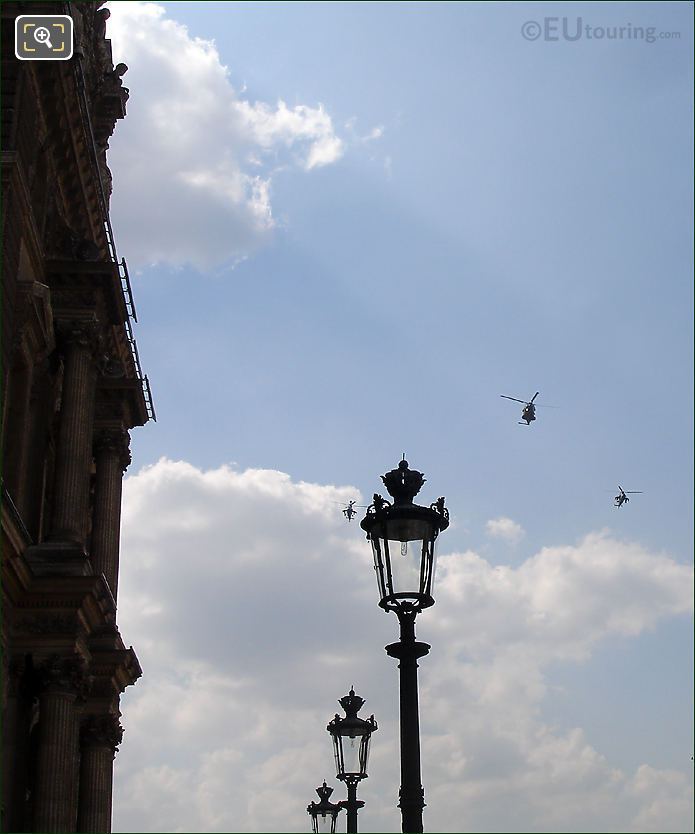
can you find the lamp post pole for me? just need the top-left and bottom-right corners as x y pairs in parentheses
(386, 607), (430, 833)
(360, 458), (449, 834)
(341, 779), (364, 834)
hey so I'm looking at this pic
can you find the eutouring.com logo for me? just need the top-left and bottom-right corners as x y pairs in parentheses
(521, 18), (681, 44)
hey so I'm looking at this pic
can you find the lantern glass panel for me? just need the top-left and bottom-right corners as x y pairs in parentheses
(361, 733), (372, 773)
(341, 734), (361, 776)
(370, 537), (387, 599)
(316, 812), (335, 834)
(385, 536), (425, 596)
(429, 539), (439, 590)
(381, 516), (437, 597)
(332, 735), (341, 776)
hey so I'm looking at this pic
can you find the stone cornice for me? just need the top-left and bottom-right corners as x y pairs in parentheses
(46, 259), (126, 326)
(95, 377), (149, 429)
(10, 572), (117, 647)
(88, 625), (143, 694)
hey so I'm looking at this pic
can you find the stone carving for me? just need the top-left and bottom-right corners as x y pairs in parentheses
(95, 65), (129, 143)
(38, 655), (91, 698)
(75, 239), (101, 261)
(98, 355), (126, 379)
(102, 63), (129, 98)
(56, 318), (102, 356)
(99, 153), (114, 202)
(93, 6), (114, 73)
(94, 428), (131, 470)
(44, 200), (102, 261)
(16, 614), (78, 636)
(6, 656), (28, 698)
(81, 713), (124, 752)
(10, 282), (55, 362)
(94, 7), (109, 46)
(93, 62), (129, 202)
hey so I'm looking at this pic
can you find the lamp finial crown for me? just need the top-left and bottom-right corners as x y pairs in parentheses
(316, 781), (333, 801)
(381, 459), (426, 505)
(339, 688), (365, 717)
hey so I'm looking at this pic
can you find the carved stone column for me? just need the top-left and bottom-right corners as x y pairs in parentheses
(2, 658), (28, 833)
(91, 429), (130, 601)
(33, 656), (87, 833)
(49, 319), (100, 546)
(4, 280), (54, 519)
(77, 714), (123, 834)
(3, 354), (34, 510)
(22, 358), (54, 540)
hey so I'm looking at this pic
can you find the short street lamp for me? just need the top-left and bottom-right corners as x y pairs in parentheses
(360, 459), (449, 834)
(327, 688), (377, 833)
(307, 782), (343, 834)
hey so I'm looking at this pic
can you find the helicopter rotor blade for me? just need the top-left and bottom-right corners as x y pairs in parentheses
(624, 491), (643, 494)
(531, 392), (539, 403)
(501, 395), (528, 404)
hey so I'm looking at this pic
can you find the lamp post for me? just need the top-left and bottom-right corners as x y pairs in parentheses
(307, 782), (343, 834)
(327, 688), (377, 833)
(360, 459), (449, 834)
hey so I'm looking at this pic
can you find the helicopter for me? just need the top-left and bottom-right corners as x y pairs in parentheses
(614, 486), (643, 508)
(500, 392), (541, 425)
(332, 500), (368, 522)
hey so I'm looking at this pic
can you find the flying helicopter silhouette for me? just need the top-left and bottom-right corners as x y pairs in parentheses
(614, 486), (643, 508)
(500, 392), (558, 425)
(331, 500), (368, 521)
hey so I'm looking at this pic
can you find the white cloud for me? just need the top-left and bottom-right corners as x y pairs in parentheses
(113, 459), (693, 833)
(105, 2), (346, 270)
(486, 516), (525, 543)
(365, 125), (384, 141)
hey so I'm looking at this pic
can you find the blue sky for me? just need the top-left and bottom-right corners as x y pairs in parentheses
(104, 3), (693, 832)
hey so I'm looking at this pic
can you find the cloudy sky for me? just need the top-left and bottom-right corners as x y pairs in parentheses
(103, 2), (693, 832)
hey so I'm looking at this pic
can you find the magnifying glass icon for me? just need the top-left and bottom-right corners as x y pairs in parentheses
(34, 27), (53, 49)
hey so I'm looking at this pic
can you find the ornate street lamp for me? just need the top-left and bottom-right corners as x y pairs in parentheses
(361, 458), (449, 834)
(327, 688), (377, 833)
(307, 782), (343, 834)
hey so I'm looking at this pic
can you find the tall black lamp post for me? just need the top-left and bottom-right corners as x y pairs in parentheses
(360, 459), (449, 834)
(307, 782), (343, 834)
(327, 688), (377, 833)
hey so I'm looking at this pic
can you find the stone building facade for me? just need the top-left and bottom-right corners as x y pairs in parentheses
(2, 3), (153, 831)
